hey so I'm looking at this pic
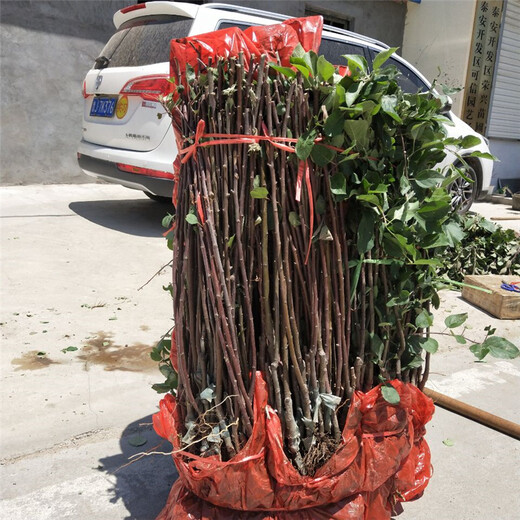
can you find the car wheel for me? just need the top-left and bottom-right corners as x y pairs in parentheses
(144, 192), (173, 204)
(448, 164), (478, 213)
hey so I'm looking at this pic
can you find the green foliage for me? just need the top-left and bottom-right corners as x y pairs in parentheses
(150, 333), (178, 394)
(437, 214), (520, 282)
(283, 48), (518, 372)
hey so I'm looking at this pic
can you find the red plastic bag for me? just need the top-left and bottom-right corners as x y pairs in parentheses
(243, 16), (323, 66)
(153, 372), (434, 519)
(170, 16), (324, 87)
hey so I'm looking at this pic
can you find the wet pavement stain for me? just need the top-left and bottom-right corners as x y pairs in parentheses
(11, 351), (61, 371)
(78, 332), (156, 372)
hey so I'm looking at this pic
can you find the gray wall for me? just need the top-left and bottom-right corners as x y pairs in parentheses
(1, 0), (131, 185)
(0, 0), (406, 186)
(489, 138), (520, 188)
(208, 0), (407, 48)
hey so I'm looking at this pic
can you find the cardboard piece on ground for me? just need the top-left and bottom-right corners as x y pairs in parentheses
(462, 275), (520, 319)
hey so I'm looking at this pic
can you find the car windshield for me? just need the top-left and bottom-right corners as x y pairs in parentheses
(96, 15), (193, 68)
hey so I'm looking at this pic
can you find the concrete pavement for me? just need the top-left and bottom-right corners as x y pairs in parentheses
(1, 184), (519, 519)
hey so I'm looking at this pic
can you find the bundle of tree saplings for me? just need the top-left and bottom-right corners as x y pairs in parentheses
(158, 48), (490, 476)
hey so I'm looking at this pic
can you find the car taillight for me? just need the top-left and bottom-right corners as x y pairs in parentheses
(120, 4), (146, 14)
(82, 80), (88, 98)
(120, 75), (170, 101)
(117, 163), (174, 180)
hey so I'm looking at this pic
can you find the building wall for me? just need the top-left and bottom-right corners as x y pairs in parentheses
(0, 0), (131, 185)
(208, 1), (407, 48)
(401, 0), (477, 117)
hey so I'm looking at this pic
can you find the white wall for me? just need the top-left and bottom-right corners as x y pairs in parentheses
(401, 0), (477, 117)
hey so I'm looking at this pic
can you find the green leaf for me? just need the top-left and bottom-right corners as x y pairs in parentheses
(381, 95), (402, 123)
(310, 144), (336, 166)
(416, 309), (434, 329)
(443, 221), (465, 247)
(36, 351), (46, 356)
(317, 55), (335, 81)
(470, 343), (490, 361)
(460, 135), (481, 149)
(413, 170), (445, 188)
(444, 313), (468, 328)
(453, 334), (467, 345)
(370, 333), (384, 359)
(482, 336), (520, 359)
(289, 212), (301, 227)
(422, 338), (439, 354)
(152, 383), (171, 394)
(292, 43), (305, 59)
(324, 110), (345, 137)
(383, 233), (415, 258)
(382, 384), (400, 404)
(250, 187), (269, 199)
(373, 47), (398, 71)
(150, 350), (162, 362)
(344, 119), (370, 149)
(61, 346), (78, 353)
(316, 194), (327, 215)
(417, 198), (451, 222)
(350, 257), (363, 303)
(295, 129), (317, 160)
(330, 173), (347, 196)
(467, 151), (496, 160)
(128, 434), (147, 447)
(292, 63), (310, 79)
(344, 81), (364, 107)
(159, 364), (173, 378)
(342, 54), (368, 75)
(269, 64), (297, 78)
(357, 194), (381, 207)
(407, 335), (438, 354)
(227, 235), (235, 248)
(162, 213), (175, 228)
(357, 211), (376, 254)
(442, 438), (455, 447)
(185, 213), (198, 225)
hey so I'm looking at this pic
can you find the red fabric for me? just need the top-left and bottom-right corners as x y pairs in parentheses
(153, 373), (434, 519)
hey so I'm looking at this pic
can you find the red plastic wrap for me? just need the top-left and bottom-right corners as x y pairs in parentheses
(170, 16), (324, 87)
(153, 372), (434, 520)
(243, 16), (323, 66)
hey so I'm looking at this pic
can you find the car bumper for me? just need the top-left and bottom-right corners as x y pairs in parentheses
(77, 153), (174, 198)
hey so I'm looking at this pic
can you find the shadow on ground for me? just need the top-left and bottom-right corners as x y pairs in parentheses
(69, 198), (173, 238)
(99, 415), (178, 520)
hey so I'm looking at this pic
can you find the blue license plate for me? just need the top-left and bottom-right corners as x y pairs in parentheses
(90, 97), (117, 117)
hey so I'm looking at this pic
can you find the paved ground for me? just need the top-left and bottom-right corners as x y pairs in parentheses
(1, 184), (519, 519)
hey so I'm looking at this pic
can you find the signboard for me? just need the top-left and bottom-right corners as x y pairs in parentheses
(462, 0), (504, 135)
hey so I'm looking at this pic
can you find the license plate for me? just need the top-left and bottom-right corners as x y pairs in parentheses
(90, 97), (117, 117)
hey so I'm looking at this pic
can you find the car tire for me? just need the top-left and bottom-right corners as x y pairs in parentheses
(449, 163), (478, 214)
(144, 192), (173, 204)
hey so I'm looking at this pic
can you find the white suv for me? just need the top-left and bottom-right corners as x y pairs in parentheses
(78, 1), (493, 210)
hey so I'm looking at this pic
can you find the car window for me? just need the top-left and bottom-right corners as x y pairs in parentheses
(386, 57), (428, 93)
(318, 38), (367, 66)
(218, 21), (255, 32)
(96, 15), (193, 68)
